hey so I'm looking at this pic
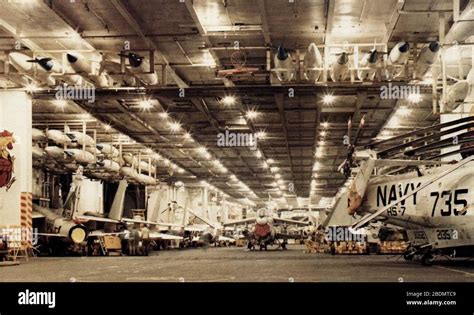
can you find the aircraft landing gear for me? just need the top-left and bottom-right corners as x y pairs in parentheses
(421, 253), (434, 266)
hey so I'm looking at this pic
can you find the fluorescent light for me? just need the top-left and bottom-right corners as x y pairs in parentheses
(320, 130), (327, 137)
(398, 106), (411, 117)
(168, 121), (181, 132)
(245, 110), (259, 120)
(159, 112), (169, 119)
(138, 100), (153, 109)
(321, 121), (329, 129)
(270, 166), (279, 173)
(267, 159), (274, 164)
(407, 93), (422, 104)
(322, 94), (335, 105)
(221, 95), (235, 106)
(256, 131), (267, 139)
(103, 124), (112, 131)
(54, 99), (67, 109)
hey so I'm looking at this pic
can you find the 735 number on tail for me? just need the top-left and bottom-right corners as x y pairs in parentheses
(430, 189), (468, 217)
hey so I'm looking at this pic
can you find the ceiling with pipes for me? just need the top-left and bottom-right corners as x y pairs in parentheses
(0, 0), (472, 209)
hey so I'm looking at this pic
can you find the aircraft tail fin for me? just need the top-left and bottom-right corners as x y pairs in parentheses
(108, 180), (128, 221)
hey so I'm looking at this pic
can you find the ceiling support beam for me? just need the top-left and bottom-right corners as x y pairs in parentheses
(275, 93), (297, 192)
(109, 0), (189, 88)
(189, 97), (266, 198)
(184, 0), (234, 87)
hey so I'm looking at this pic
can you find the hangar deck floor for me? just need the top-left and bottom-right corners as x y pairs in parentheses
(1, 246), (473, 282)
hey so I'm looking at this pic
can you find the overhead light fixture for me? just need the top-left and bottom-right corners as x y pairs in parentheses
(320, 130), (327, 137)
(25, 82), (38, 93)
(262, 162), (269, 169)
(221, 95), (235, 106)
(267, 159), (274, 164)
(197, 147), (207, 154)
(168, 121), (181, 132)
(138, 99), (153, 110)
(245, 110), (259, 120)
(204, 152), (211, 160)
(256, 131), (267, 139)
(321, 121), (329, 129)
(103, 124), (112, 131)
(159, 112), (169, 119)
(178, 168), (185, 173)
(322, 94), (335, 105)
(230, 174), (237, 181)
(183, 132), (193, 141)
(145, 148), (153, 154)
(313, 162), (321, 171)
(221, 167), (228, 173)
(277, 179), (284, 185)
(275, 173), (281, 179)
(407, 93), (422, 104)
(256, 150), (262, 158)
(270, 166), (279, 173)
(398, 106), (411, 117)
(163, 158), (170, 165)
(318, 140), (325, 146)
(315, 149), (323, 158)
(153, 153), (161, 160)
(271, 182), (278, 187)
(54, 99), (67, 109)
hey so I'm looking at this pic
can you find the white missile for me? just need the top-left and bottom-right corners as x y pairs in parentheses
(32, 145), (46, 159)
(139, 160), (156, 173)
(120, 166), (139, 179)
(64, 149), (97, 164)
(66, 131), (95, 146)
(274, 45), (294, 82)
(67, 52), (113, 88)
(444, 80), (469, 112)
(97, 159), (120, 172)
(85, 145), (101, 155)
(386, 42), (410, 79)
(8, 52), (57, 86)
(414, 41), (440, 80)
(443, 68), (474, 112)
(330, 52), (350, 82)
(136, 173), (157, 186)
(96, 143), (119, 157)
(46, 130), (71, 145)
(122, 153), (138, 166)
(357, 49), (379, 81)
(303, 43), (323, 82)
(44, 146), (66, 159)
(120, 52), (158, 85)
(32, 128), (46, 141)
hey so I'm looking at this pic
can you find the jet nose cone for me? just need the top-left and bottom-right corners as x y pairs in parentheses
(368, 50), (378, 63)
(399, 42), (410, 53)
(66, 53), (78, 63)
(276, 46), (288, 61)
(429, 41), (440, 53)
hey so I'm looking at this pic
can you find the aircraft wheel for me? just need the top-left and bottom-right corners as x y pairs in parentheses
(403, 252), (414, 261)
(421, 254), (434, 266)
